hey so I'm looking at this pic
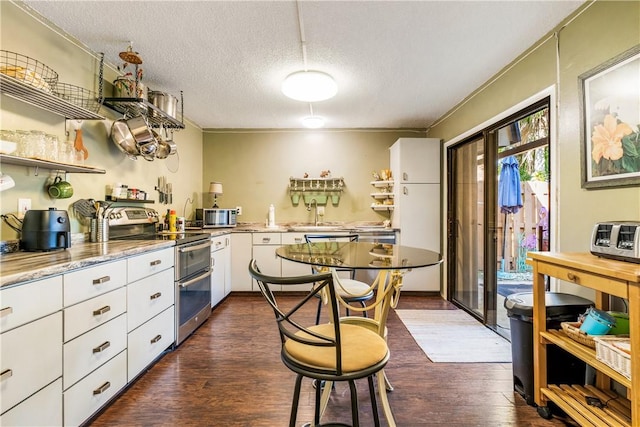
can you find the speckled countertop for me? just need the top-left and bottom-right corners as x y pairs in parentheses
(0, 222), (395, 288)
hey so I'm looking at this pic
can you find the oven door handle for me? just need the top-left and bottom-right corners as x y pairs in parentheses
(178, 241), (212, 253)
(179, 269), (212, 288)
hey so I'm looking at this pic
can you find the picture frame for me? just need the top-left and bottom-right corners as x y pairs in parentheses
(579, 45), (640, 189)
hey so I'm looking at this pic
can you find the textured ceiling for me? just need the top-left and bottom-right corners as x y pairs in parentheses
(22, 0), (584, 130)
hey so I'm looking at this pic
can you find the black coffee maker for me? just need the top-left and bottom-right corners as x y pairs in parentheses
(20, 208), (71, 251)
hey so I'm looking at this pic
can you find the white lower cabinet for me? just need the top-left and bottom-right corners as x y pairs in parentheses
(126, 268), (174, 332)
(0, 311), (62, 414)
(230, 232), (253, 291)
(211, 234), (230, 307)
(63, 350), (127, 427)
(63, 314), (127, 389)
(0, 378), (62, 427)
(127, 306), (175, 381)
(280, 233), (315, 291)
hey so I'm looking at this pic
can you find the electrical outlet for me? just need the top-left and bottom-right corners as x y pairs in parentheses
(317, 206), (325, 216)
(235, 206), (242, 215)
(18, 198), (31, 219)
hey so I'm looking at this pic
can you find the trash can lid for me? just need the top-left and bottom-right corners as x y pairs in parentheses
(504, 292), (593, 317)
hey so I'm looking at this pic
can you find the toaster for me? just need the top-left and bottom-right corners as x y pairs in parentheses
(590, 221), (640, 263)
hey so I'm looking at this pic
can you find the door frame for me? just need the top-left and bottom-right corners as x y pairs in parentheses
(440, 85), (557, 307)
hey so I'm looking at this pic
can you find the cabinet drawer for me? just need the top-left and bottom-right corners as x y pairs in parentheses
(282, 232), (307, 245)
(210, 235), (228, 252)
(128, 306), (174, 381)
(63, 314), (127, 390)
(64, 287), (127, 342)
(64, 260), (127, 307)
(127, 247), (174, 284)
(0, 378), (62, 427)
(127, 268), (174, 332)
(1, 275), (62, 333)
(252, 232), (281, 245)
(63, 350), (127, 427)
(538, 263), (629, 298)
(0, 312), (62, 414)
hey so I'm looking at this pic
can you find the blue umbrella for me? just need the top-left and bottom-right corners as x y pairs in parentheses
(498, 156), (522, 214)
(498, 155), (522, 271)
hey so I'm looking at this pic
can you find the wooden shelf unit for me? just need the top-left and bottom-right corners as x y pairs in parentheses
(528, 252), (640, 426)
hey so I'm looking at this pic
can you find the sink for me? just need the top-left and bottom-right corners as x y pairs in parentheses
(290, 225), (343, 232)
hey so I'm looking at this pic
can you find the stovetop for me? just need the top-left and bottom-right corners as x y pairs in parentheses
(111, 231), (210, 245)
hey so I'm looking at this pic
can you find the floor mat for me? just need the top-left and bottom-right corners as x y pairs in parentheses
(497, 283), (532, 297)
(395, 309), (512, 363)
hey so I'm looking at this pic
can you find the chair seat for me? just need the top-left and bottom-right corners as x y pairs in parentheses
(336, 278), (374, 301)
(285, 323), (388, 374)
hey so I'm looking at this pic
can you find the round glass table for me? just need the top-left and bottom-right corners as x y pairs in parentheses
(276, 241), (442, 426)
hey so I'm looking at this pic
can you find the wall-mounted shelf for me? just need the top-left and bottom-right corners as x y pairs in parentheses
(105, 195), (155, 203)
(0, 154), (105, 174)
(0, 74), (105, 120)
(370, 180), (394, 212)
(102, 98), (185, 129)
(289, 176), (344, 205)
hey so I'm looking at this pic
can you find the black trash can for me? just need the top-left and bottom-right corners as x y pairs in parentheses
(504, 292), (593, 406)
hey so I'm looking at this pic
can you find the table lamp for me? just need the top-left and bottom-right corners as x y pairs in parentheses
(209, 182), (223, 208)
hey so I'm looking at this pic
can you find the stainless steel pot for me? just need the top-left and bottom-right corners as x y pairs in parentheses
(111, 119), (139, 160)
(149, 91), (178, 119)
(126, 115), (155, 145)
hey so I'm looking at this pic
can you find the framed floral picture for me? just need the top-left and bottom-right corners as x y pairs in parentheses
(579, 45), (640, 189)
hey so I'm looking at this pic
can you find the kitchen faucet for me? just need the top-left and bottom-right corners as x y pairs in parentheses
(307, 198), (319, 226)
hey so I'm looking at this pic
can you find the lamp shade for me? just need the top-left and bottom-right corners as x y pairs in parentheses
(282, 70), (337, 102)
(209, 182), (223, 195)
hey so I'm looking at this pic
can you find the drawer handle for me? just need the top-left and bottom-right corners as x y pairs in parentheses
(262, 237), (271, 243)
(93, 381), (111, 395)
(0, 306), (13, 317)
(215, 241), (222, 248)
(567, 272), (578, 282)
(92, 276), (111, 285)
(92, 341), (111, 353)
(294, 238), (302, 243)
(93, 305), (111, 316)
(150, 292), (162, 300)
(150, 334), (162, 344)
(150, 259), (162, 266)
(0, 369), (13, 381)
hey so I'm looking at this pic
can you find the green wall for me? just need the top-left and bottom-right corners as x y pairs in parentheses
(429, 0), (640, 258)
(202, 129), (424, 223)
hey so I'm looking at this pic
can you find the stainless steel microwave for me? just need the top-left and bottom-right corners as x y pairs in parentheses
(196, 208), (237, 228)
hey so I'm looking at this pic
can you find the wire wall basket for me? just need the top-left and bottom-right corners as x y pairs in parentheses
(0, 50), (59, 93)
(52, 82), (101, 114)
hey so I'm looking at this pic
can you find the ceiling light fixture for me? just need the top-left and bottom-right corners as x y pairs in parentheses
(282, 2), (337, 103)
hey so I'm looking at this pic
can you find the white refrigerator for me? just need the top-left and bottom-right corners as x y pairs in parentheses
(390, 138), (441, 291)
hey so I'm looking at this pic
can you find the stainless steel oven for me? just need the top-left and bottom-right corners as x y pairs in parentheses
(175, 238), (212, 345)
(108, 206), (213, 346)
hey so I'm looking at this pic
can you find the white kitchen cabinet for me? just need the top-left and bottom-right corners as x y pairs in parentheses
(127, 306), (174, 381)
(63, 287), (127, 342)
(211, 234), (230, 307)
(252, 233), (282, 290)
(390, 137), (442, 291)
(126, 247), (174, 284)
(0, 275), (62, 333)
(0, 311), (62, 414)
(230, 232), (253, 291)
(126, 268), (174, 332)
(63, 313), (127, 389)
(63, 260), (127, 306)
(63, 350), (127, 427)
(281, 233), (315, 291)
(0, 378), (62, 427)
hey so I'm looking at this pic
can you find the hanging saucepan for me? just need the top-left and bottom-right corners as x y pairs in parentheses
(110, 119), (139, 160)
(125, 115), (155, 145)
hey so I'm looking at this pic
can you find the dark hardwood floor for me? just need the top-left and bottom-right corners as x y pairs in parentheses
(89, 294), (575, 426)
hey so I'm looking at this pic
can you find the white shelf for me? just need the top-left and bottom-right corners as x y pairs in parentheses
(370, 192), (394, 199)
(370, 180), (394, 188)
(371, 203), (394, 211)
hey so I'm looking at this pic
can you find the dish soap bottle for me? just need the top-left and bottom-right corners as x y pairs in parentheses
(268, 204), (275, 227)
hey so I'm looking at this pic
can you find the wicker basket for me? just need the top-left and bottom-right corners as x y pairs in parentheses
(0, 50), (58, 92)
(561, 322), (596, 348)
(594, 336), (631, 379)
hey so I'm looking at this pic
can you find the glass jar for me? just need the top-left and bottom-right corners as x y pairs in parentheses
(45, 134), (60, 162)
(60, 138), (75, 164)
(14, 130), (32, 157)
(28, 130), (47, 159)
